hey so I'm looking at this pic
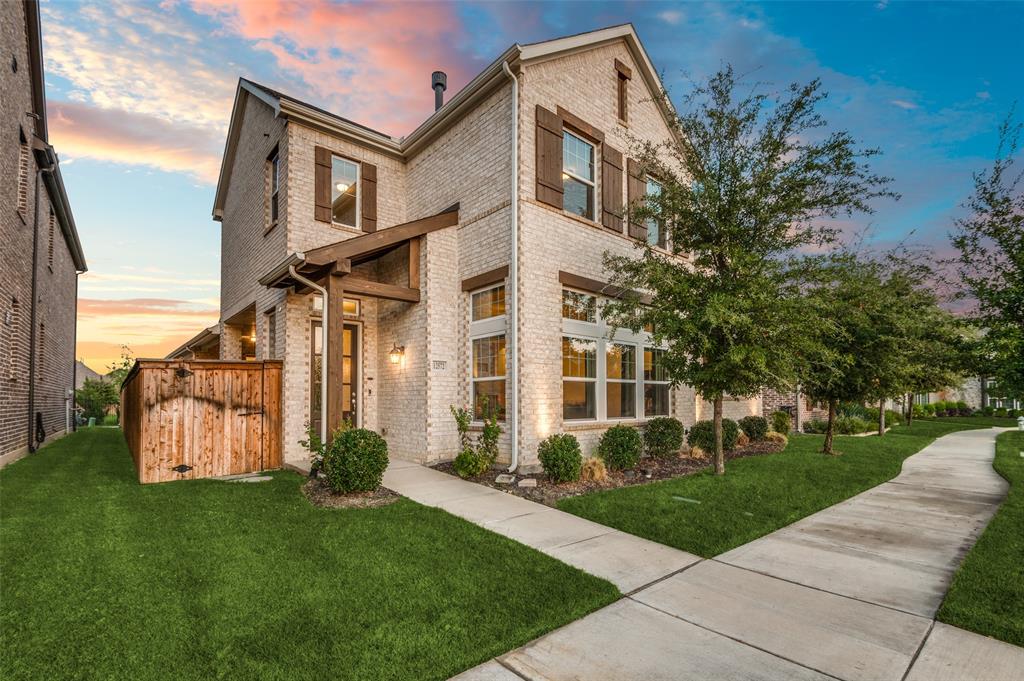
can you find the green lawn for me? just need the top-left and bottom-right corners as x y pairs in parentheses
(921, 416), (1018, 428)
(1, 429), (619, 681)
(937, 430), (1023, 647)
(559, 420), (988, 558)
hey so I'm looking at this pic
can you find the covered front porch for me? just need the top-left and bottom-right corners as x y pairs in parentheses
(259, 206), (460, 462)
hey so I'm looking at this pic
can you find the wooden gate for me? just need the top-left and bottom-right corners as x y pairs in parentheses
(120, 360), (282, 484)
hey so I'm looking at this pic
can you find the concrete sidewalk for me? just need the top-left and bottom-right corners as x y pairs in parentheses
(441, 427), (1024, 681)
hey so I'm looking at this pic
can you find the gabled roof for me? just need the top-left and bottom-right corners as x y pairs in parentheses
(212, 23), (673, 222)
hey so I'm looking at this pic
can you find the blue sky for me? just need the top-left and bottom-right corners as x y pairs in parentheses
(42, 1), (1022, 371)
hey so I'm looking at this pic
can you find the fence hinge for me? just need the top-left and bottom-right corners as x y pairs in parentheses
(172, 464), (193, 474)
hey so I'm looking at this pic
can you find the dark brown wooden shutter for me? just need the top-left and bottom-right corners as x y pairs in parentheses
(627, 158), (647, 241)
(314, 147), (332, 223)
(535, 105), (563, 209)
(601, 145), (623, 232)
(361, 162), (377, 232)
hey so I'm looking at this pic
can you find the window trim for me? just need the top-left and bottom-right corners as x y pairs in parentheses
(471, 283), (506, 323)
(469, 283), (509, 422)
(330, 153), (361, 230)
(560, 287), (667, 423)
(269, 152), (280, 225)
(561, 130), (596, 221)
(562, 334), (599, 422)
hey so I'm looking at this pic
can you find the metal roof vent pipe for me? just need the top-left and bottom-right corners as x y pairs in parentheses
(432, 71), (447, 111)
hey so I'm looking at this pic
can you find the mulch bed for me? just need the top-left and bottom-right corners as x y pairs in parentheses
(302, 478), (400, 509)
(432, 440), (784, 506)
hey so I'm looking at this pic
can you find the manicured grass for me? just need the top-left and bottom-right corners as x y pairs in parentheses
(1, 429), (619, 681)
(920, 416), (1018, 428)
(937, 430), (1024, 647)
(559, 420), (987, 558)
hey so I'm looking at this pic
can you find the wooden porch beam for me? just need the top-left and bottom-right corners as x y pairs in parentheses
(408, 237), (420, 290)
(333, 274), (421, 303)
(325, 273), (345, 442)
(305, 208), (458, 267)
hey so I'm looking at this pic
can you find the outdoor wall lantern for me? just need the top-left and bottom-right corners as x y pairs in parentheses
(389, 344), (405, 365)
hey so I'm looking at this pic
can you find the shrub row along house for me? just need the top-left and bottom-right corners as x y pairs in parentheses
(0, 0), (87, 467)
(182, 25), (760, 470)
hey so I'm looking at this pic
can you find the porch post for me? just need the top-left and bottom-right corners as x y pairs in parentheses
(326, 272), (346, 442)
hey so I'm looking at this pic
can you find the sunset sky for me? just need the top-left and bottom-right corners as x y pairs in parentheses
(47, 0), (1022, 373)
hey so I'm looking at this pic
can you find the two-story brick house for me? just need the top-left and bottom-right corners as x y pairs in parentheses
(207, 24), (759, 469)
(1, 0), (88, 467)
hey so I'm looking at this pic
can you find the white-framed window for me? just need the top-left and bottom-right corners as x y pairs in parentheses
(269, 152), (280, 224)
(562, 131), (595, 220)
(472, 284), (506, 321)
(561, 288), (667, 421)
(331, 156), (359, 228)
(469, 283), (507, 421)
(644, 347), (670, 416)
(645, 177), (665, 249)
(311, 295), (361, 318)
(606, 342), (636, 419)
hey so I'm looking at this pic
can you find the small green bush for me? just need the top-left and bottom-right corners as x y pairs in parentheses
(644, 417), (685, 458)
(453, 446), (490, 478)
(1008, 408), (1018, 418)
(835, 416), (871, 434)
(321, 428), (389, 493)
(450, 405), (501, 478)
(923, 403), (936, 416)
(803, 418), (828, 434)
(995, 407), (1008, 417)
(598, 425), (642, 470)
(738, 415), (769, 441)
(770, 410), (791, 435)
(687, 418), (739, 452)
(537, 433), (583, 483)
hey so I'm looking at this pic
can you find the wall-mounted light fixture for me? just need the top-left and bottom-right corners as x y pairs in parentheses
(388, 344), (405, 365)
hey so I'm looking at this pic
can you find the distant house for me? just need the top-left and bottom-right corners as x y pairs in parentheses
(176, 25), (761, 470)
(1, 0), (87, 467)
(74, 360), (101, 390)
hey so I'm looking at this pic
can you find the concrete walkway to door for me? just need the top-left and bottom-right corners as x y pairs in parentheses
(411, 427), (1024, 681)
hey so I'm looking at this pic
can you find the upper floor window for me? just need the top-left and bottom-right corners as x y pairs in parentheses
(645, 178), (665, 249)
(472, 285), (505, 321)
(562, 131), (595, 220)
(562, 289), (596, 323)
(617, 72), (629, 122)
(332, 156), (359, 228)
(269, 152), (280, 224)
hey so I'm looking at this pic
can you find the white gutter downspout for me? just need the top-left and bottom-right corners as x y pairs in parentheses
(502, 61), (519, 472)
(290, 264), (328, 444)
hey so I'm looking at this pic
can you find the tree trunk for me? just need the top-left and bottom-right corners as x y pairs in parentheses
(905, 392), (914, 426)
(713, 396), (725, 476)
(878, 398), (886, 436)
(822, 398), (837, 455)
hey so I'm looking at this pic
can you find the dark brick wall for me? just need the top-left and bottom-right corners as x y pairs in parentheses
(1, 0), (80, 464)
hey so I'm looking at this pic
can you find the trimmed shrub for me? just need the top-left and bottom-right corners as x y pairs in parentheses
(738, 415), (769, 441)
(770, 410), (792, 435)
(995, 407), (1008, 417)
(644, 417), (685, 458)
(803, 418), (828, 434)
(923, 403), (936, 416)
(598, 425), (643, 470)
(912, 404), (926, 418)
(537, 433), (583, 483)
(981, 406), (994, 417)
(687, 418), (740, 452)
(835, 416), (871, 435)
(321, 428), (389, 493)
(580, 457), (607, 482)
(764, 431), (789, 446)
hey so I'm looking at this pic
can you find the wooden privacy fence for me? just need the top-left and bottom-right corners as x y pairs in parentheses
(120, 359), (283, 484)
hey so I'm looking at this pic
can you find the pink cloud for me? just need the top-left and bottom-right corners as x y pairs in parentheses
(190, 0), (479, 135)
(48, 101), (222, 183)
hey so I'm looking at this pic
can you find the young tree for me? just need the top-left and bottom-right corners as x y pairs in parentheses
(106, 345), (135, 391)
(76, 377), (118, 422)
(951, 111), (1024, 397)
(603, 66), (895, 474)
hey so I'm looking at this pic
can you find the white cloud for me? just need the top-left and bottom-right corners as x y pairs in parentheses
(658, 9), (684, 25)
(890, 99), (918, 110)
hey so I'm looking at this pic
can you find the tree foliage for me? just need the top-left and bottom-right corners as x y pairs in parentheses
(603, 65), (895, 474)
(951, 111), (1024, 398)
(76, 377), (118, 421)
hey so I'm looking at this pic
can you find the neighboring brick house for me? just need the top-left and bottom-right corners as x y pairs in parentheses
(201, 25), (759, 469)
(762, 387), (829, 431)
(1, 0), (87, 467)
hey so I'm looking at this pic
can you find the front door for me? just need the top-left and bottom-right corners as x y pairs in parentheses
(311, 322), (359, 435)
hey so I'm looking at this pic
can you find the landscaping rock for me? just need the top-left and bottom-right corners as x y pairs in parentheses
(517, 478), (538, 488)
(495, 474), (516, 485)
